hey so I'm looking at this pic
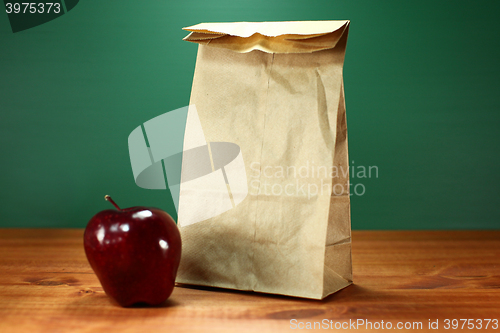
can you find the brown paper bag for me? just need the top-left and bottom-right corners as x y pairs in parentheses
(176, 20), (352, 299)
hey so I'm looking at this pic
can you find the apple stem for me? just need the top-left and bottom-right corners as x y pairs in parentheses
(104, 195), (121, 211)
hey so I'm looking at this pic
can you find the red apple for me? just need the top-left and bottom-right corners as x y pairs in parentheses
(84, 195), (181, 307)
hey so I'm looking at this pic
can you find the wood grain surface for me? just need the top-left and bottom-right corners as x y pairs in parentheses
(0, 229), (499, 332)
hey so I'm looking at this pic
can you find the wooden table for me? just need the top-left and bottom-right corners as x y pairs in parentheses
(0, 230), (499, 332)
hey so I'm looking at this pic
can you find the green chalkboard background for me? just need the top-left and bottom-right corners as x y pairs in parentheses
(1, 1), (499, 229)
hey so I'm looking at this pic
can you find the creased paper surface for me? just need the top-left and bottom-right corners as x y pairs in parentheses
(183, 20), (349, 53)
(177, 20), (352, 299)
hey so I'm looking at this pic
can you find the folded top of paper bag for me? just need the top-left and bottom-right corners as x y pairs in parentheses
(182, 20), (349, 54)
